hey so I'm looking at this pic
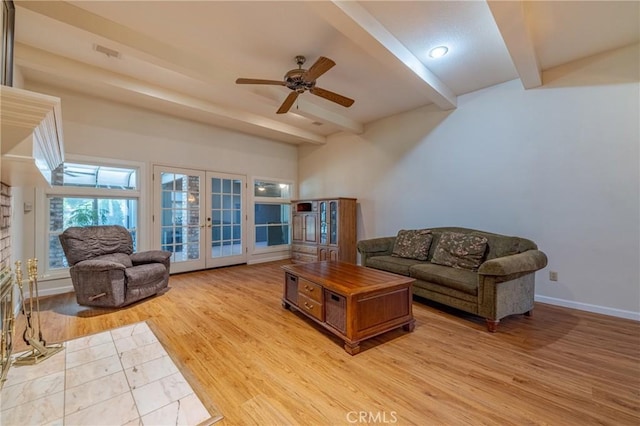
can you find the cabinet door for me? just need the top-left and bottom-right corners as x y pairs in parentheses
(329, 248), (339, 261)
(318, 246), (327, 261)
(304, 214), (317, 243)
(292, 214), (304, 242)
(318, 246), (339, 261)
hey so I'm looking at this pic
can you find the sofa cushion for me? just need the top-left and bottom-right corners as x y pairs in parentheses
(366, 255), (424, 276)
(431, 231), (488, 271)
(410, 263), (478, 296)
(391, 229), (432, 260)
(413, 278), (478, 304)
(125, 264), (166, 288)
(93, 253), (133, 268)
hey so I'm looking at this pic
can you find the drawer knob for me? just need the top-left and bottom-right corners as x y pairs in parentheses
(304, 302), (314, 309)
(304, 285), (314, 292)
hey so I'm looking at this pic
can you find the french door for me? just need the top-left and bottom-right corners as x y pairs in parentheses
(153, 166), (246, 274)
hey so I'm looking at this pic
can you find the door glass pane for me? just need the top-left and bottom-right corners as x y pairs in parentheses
(160, 172), (201, 263)
(210, 178), (219, 192)
(210, 177), (242, 258)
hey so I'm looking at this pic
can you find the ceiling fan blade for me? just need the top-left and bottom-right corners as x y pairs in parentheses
(303, 56), (335, 82)
(235, 78), (285, 86)
(277, 91), (299, 114)
(310, 87), (354, 108)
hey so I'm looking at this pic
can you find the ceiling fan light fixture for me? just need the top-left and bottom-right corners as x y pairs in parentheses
(428, 46), (448, 59)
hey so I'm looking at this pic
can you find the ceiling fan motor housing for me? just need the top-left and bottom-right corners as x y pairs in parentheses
(284, 68), (315, 93)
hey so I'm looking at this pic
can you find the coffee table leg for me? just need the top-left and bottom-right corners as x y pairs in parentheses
(403, 319), (416, 332)
(344, 341), (360, 355)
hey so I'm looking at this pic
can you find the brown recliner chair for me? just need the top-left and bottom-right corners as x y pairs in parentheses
(59, 225), (171, 308)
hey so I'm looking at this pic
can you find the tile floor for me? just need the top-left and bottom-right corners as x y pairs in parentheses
(0, 322), (219, 425)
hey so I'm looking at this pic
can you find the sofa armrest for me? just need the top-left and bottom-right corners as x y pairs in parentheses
(73, 259), (126, 272)
(357, 237), (395, 266)
(478, 250), (548, 277)
(131, 250), (171, 266)
(357, 237), (395, 255)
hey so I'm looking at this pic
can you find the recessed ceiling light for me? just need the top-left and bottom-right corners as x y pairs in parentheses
(428, 46), (448, 59)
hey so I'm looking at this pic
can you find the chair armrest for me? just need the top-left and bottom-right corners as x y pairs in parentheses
(131, 250), (171, 265)
(73, 259), (126, 272)
(478, 250), (548, 276)
(357, 237), (396, 255)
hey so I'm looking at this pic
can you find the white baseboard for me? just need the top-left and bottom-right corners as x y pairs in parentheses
(535, 295), (640, 321)
(247, 254), (291, 264)
(38, 284), (74, 298)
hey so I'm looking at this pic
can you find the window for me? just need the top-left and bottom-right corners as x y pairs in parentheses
(253, 179), (292, 249)
(45, 161), (140, 271)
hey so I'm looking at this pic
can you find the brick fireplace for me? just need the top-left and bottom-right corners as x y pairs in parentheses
(0, 183), (11, 268)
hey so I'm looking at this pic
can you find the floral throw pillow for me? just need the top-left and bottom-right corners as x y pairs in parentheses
(391, 229), (433, 260)
(431, 232), (488, 270)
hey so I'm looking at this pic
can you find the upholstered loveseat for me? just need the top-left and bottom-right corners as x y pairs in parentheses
(357, 227), (547, 332)
(59, 225), (171, 308)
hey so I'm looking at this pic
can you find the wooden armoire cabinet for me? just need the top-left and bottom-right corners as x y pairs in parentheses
(291, 197), (357, 264)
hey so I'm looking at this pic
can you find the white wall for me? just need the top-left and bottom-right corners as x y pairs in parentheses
(299, 44), (640, 319)
(18, 83), (298, 294)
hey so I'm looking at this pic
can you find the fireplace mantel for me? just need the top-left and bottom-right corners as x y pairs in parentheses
(1, 85), (65, 186)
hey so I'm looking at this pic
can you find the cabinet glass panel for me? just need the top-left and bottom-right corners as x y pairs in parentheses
(319, 201), (327, 245)
(329, 201), (338, 245)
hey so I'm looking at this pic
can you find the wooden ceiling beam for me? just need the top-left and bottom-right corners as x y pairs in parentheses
(17, 1), (360, 137)
(15, 44), (326, 145)
(310, 1), (457, 110)
(487, 0), (542, 89)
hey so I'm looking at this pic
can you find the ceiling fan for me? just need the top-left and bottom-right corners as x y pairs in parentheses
(235, 55), (355, 114)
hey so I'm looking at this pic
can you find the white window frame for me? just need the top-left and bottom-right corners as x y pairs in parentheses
(251, 177), (294, 254)
(35, 155), (146, 281)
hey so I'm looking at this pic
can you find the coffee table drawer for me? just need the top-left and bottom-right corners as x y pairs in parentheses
(297, 293), (323, 320)
(299, 278), (323, 303)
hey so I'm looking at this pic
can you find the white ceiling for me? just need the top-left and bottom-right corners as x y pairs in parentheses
(11, 1), (640, 145)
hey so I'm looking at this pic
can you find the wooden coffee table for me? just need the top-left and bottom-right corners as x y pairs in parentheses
(281, 261), (415, 355)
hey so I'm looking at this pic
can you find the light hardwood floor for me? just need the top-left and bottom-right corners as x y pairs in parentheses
(13, 260), (640, 425)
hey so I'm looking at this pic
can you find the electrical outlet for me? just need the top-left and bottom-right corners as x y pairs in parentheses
(549, 271), (558, 281)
